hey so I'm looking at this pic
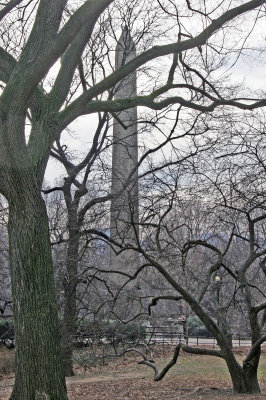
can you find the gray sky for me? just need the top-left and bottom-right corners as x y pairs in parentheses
(44, 4), (266, 187)
(44, 57), (265, 186)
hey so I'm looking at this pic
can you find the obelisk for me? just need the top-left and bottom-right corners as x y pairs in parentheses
(110, 28), (139, 306)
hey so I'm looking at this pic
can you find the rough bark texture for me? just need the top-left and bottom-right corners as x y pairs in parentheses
(0, 97), (68, 398)
(61, 237), (78, 377)
(61, 197), (80, 377)
(223, 357), (260, 394)
(8, 186), (67, 399)
(242, 359), (261, 393)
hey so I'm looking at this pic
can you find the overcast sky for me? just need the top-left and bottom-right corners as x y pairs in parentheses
(44, 55), (265, 187)
(44, 7), (266, 188)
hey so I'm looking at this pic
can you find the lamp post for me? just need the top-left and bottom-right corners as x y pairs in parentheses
(214, 272), (223, 332)
(214, 272), (222, 304)
(214, 272), (232, 347)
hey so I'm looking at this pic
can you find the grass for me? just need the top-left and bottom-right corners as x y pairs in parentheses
(0, 346), (265, 399)
(68, 349), (266, 400)
(73, 344), (266, 386)
(149, 351), (266, 381)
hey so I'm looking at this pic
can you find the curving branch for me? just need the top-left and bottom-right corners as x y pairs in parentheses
(181, 239), (224, 303)
(42, 186), (63, 194)
(57, 87), (266, 131)
(0, 0), (24, 22)
(181, 345), (224, 359)
(139, 343), (181, 381)
(115, 345), (154, 362)
(244, 334), (266, 364)
(148, 295), (183, 316)
(182, 239), (222, 257)
(251, 302), (266, 314)
(57, 0), (266, 129)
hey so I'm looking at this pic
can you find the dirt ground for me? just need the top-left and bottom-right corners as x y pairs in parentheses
(0, 347), (265, 399)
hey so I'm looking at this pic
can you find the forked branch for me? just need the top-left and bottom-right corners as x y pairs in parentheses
(139, 343), (181, 381)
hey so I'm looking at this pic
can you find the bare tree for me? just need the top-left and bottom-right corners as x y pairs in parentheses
(0, 0), (265, 398)
(101, 113), (266, 393)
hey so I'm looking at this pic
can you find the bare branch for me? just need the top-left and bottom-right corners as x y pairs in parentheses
(244, 334), (266, 364)
(58, 0), (266, 128)
(251, 302), (266, 314)
(42, 186), (63, 194)
(148, 295), (183, 316)
(182, 345), (224, 359)
(139, 343), (181, 381)
(0, 0), (24, 22)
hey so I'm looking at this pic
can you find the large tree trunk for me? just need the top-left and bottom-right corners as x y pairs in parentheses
(223, 353), (261, 394)
(242, 358), (261, 393)
(60, 192), (80, 377)
(61, 229), (79, 377)
(8, 188), (67, 399)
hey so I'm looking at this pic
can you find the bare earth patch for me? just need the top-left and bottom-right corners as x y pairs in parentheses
(0, 348), (265, 400)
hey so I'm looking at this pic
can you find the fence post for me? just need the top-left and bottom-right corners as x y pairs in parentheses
(102, 344), (105, 366)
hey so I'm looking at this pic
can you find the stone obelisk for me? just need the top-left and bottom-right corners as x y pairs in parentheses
(110, 29), (139, 308)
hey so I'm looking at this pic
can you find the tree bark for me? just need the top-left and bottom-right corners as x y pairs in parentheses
(221, 343), (261, 394)
(242, 358), (261, 393)
(225, 362), (261, 394)
(61, 228), (79, 377)
(8, 187), (67, 399)
(60, 187), (81, 377)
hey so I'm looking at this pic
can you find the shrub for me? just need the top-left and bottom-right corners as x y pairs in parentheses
(108, 324), (146, 344)
(187, 315), (213, 337)
(76, 320), (146, 345)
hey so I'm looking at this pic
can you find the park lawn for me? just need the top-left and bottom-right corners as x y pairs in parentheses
(67, 350), (266, 400)
(134, 352), (265, 384)
(155, 352), (266, 380)
(71, 345), (266, 382)
(0, 348), (265, 399)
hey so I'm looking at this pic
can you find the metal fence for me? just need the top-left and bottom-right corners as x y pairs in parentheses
(1, 323), (264, 349)
(144, 326), (264, 347)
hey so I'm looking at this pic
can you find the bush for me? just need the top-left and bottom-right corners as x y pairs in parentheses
(107, 324), (146, 344)
(187, 315), (213, 337)
(76, 320), (146, 345)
